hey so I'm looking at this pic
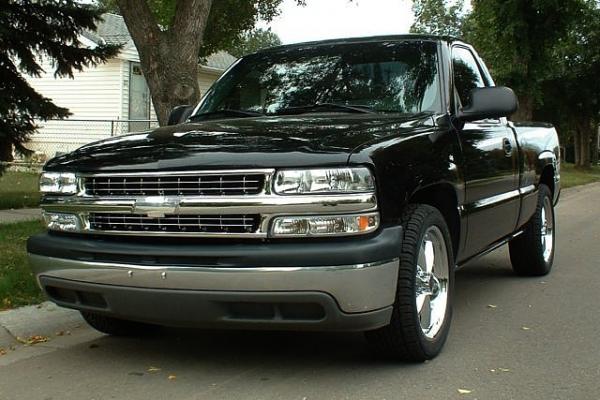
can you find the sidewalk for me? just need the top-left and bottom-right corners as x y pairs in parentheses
(0, 208), (41, 224)
(0, 302), (85, 348)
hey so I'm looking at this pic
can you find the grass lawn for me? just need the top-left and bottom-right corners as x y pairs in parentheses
(0, 171), (40, 210)
(0, 220), (45, 310)
(560, 163), (600, 189)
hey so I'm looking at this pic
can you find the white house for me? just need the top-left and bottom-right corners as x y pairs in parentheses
(26, 13), (236, 158)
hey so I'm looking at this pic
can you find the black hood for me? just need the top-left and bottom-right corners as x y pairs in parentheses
(45, 113), (434, 172)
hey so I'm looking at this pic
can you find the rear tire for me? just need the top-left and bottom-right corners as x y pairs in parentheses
(365, 204), (455, 362)
(509, 184), (555, 276)
(81, 312), (157, 336)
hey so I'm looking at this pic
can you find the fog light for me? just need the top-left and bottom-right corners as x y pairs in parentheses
(43, 212), (80, 232)
(271, 213), (379, 237)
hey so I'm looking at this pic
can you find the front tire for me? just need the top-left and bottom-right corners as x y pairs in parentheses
(365, 204), (455, 362)
(509, 184), (555, 276)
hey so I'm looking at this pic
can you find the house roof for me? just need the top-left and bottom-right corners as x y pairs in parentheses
(82, 13), (237, 71)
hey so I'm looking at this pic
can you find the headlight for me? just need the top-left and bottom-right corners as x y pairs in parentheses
(39, 172), (78, 195)
(271, 213), (379, 237)
(273, 167), (374, 195)
(43, 212), (80, 232)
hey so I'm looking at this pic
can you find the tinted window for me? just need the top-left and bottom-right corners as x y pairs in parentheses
(196, 41), (442, 116)
(452, 47), (485, 107)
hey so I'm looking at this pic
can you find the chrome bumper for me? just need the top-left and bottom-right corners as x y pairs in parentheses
(29, 254), (399, 314)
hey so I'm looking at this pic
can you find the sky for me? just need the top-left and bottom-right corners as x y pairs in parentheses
(261, 0), (415, 44)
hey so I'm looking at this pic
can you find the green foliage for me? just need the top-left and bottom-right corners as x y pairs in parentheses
(561, 163), (600, 188)
(0, 1), (121, 162)
(227, 28), (282, 58)
(0, 220), (46, 310)
(464, 0), (587, 112)
(97, 0), (302, 58)
(410, 0), (466, 37)
(0, 171), (40, 210)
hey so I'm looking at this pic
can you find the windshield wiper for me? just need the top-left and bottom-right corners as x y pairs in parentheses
(189, 109), (264, 122)
(274, 103), (377, 115)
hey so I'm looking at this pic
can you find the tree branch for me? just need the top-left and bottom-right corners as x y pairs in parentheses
(171, 0), (214, 51)
(116, 0), (162, 50)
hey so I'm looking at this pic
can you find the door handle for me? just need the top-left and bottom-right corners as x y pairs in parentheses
(503, 138), (513, 157)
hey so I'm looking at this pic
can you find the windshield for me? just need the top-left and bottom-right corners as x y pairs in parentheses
(193, 40), (442, 118)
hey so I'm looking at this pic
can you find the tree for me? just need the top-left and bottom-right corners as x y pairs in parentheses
(97, 0), (304, 125)
(227, 28), (282, 58)
(464, 0), (586, 121)
(0, 1), (120, 163)
(536, 1), (600, 168)
(410, 0), (466, 37)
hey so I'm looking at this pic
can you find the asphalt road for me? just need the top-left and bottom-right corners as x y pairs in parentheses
(1, 184), (599, 400)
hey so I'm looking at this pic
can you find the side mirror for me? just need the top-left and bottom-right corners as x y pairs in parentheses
(167, 105), (194, 126)
(457, 86), (519, 122)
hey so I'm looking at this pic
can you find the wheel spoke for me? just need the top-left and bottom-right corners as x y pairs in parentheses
(419, 295), (432, 330)
(424, 239), (435, 273)
(413, 226), (450, 339)
(416, 293), (427, 313)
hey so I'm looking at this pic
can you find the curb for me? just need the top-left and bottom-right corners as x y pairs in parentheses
(0, 208), (42, 224)
(0, 302), (84, 349)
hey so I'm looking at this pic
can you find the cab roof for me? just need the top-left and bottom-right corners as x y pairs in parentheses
(257, 34), (463, 54)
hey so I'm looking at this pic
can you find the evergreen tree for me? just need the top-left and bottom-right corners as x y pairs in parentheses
(0, 1), (120, 163)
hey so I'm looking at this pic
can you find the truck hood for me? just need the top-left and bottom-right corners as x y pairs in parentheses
(45, 113), (434, 172)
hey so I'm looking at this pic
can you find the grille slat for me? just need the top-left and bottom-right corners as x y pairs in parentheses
(89, 213), (260, 234)
(84, 174), (265, 197)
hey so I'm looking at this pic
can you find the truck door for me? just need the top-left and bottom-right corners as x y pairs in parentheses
(452, 46), (520, 258)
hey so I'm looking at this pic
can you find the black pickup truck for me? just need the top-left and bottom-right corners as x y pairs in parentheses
(28, 35), (560, 361)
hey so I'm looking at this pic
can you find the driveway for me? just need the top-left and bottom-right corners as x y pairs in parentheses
(0, 184), (598, 400)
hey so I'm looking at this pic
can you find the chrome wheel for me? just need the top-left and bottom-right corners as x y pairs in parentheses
(541, 196), (554, 263)
(415, 226), (449, 339)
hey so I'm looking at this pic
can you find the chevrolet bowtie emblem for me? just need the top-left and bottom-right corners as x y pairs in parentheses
(134, 196), (179, 217)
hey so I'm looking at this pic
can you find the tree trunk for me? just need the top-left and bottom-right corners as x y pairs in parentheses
(511, 94), (534, 122)
(116, 0), (214, 126)
(142, 46), (201, 125)
(0, 142), (13, 163)
(592, 124), (599, 165)
(573, 129), (581, 166)
(575, 118), (592, 169)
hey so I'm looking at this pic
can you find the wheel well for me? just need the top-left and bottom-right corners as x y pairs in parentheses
(540, 166), (555, 195)
(410, 184), (460, 258)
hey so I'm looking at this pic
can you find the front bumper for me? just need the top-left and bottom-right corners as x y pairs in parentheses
(27, 227), (402, 331)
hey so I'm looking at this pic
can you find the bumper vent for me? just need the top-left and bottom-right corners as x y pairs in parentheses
(89, 213), (261, 234)
(84, 173), (265, 197)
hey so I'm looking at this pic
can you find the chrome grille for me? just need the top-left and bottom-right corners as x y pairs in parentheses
(84, 173), (265, 197)
(88, 213), (261, 234)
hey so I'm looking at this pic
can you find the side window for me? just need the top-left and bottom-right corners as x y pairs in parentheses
(452, 47), (486, 107)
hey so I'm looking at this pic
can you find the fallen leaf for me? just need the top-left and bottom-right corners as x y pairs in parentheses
(0, 348), (6, 356)
(487, 304), (497, 309)
(168, 375), (177, 381)
(17, 335), (49, 345)
(458, 388), (472, 394)
(521, 326), (531, 331)
(148, 366), (161, 373)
